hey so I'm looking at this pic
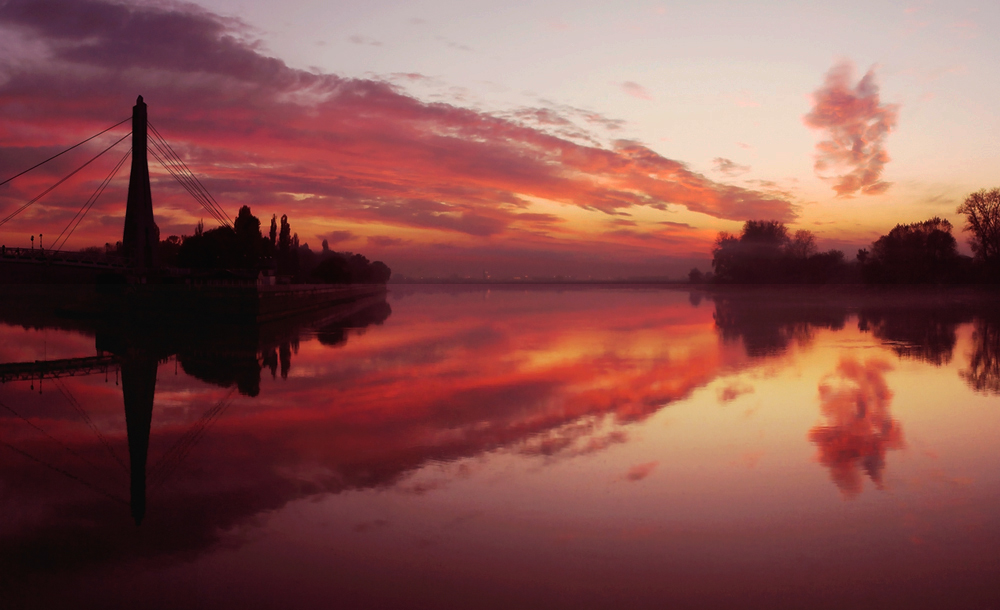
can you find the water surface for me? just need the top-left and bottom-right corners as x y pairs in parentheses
(2, 286), (999, 609)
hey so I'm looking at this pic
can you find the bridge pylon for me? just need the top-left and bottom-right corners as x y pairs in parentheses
(121, 96), (159, 272)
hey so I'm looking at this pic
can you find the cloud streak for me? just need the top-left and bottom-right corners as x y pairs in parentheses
(803, 61), (898, 197)
(621, 81), (653, 101)
(713, 157), (750, 177)
(0, 0), (795, 276)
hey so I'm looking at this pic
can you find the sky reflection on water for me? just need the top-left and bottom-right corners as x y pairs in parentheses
(1, 286), (999, 609)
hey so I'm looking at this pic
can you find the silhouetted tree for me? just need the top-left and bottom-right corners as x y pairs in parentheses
(742, 219), (788, 245)
(312, 252), (392, 284)
(957, 188), (1000, 280)
(712, 231), (743, 282)
(158, 235), (182, 267)
(233, 205), (262, 269)
(278, 215), (291, 253)
(276, 215), (299, 276)
(861, 217), (961, 283)
(786, 230), (817, 259)
(688, 268), (704, 283)
(177, 225), (240, 270)
(269, 214), (278, 249)
(712, 221), (848, 283)
(175, 207), (267, 271)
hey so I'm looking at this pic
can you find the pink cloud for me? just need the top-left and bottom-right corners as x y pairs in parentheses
(713, 157), (750, 177)
(733, 91), (760, 108)
(621, 81), (653, 101)
(808, 357), (905, 497)
(0, 0), (794, 276)
(803, 61), (899, 197)
(624, 461), (658, 481)
(367, 235), (407, 247)
(318, 230), (355, 245)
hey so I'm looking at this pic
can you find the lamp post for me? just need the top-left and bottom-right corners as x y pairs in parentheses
(30, 235), (33, 252)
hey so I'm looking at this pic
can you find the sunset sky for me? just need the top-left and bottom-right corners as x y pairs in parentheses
(0, 0), (997, 278)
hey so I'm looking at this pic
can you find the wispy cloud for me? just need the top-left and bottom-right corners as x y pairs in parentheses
(318, 230), (355, 245)
(0, 0), (795, 274)
(621, 81), (653, 101)
(624, 461), (658, 481)
(348, 35), (383, 47)
(713, 157), (750, 177)
(803, 60), (899, 197)
(367, 235), (407, 247)
(435, 35), (472, 52)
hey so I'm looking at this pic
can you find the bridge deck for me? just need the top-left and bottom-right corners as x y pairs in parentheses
(0, 355), (120, 383)
(0, 249), (128, 270)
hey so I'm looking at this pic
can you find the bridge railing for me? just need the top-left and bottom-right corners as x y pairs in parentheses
(0, 247), (127, 268)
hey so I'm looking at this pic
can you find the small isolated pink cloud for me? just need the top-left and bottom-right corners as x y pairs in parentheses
(733, 90), (760, 108)
(713, 157), (750, 177)
(367, 235), (407, 247)
(803, 60), (899, 197)
(624, 461), (658, 481)
(318, 230), (355, 245)
(717, 381), (754, 402)
(621, 81), (653, 101)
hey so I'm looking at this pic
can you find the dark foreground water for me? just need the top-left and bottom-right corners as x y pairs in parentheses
(1, 286), (999, 609)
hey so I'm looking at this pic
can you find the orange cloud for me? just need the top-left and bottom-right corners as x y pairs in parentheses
(803, 60), (898, 197)
(807, 356), (905, 497)
(713, 157), (751, 177)
(0, 0), (795, 277)
(0, 288), (744, 585)
(624, 461), (658, 481)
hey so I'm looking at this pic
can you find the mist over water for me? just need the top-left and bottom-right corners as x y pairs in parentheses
(2, 286), (999, 609)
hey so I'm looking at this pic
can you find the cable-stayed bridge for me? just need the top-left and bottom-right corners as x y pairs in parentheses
(0, 95), (232, 281)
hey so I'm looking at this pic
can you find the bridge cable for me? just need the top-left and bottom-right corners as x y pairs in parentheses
(0, 131), (132, 229)
(147, 122), (231, 225)
(52, 147), (132, 252)
(148, 122), (232, 227)
(0, 438), (128, 505)
(0, 397), (123, 489)
(0, 117), (130, 188)
(146, 137), (228, 226)
(148, 146), (230, 227)
(147, 391), (233, 490)
(147, 389), (235, 492)
(54, 378), (129, 476)
(147, 131), (231, 228)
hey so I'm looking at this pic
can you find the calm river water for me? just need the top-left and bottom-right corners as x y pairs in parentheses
(1, 286), (999, 609)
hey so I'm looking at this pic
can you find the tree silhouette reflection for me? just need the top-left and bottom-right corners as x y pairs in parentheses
(962, 315), (1000, 394)
(712, 292), (847, 357)
(808, 357), (905, 497)
(857, 306), (969, 366)
(315, 300), (391, 347)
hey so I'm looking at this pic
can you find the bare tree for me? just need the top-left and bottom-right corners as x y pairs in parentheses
(957, 188), (1000, 266)
(786, 230), (817, 259)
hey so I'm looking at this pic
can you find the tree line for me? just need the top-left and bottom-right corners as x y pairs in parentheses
(701, 188), (1000, 284)
(155, 205), (390, 284)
